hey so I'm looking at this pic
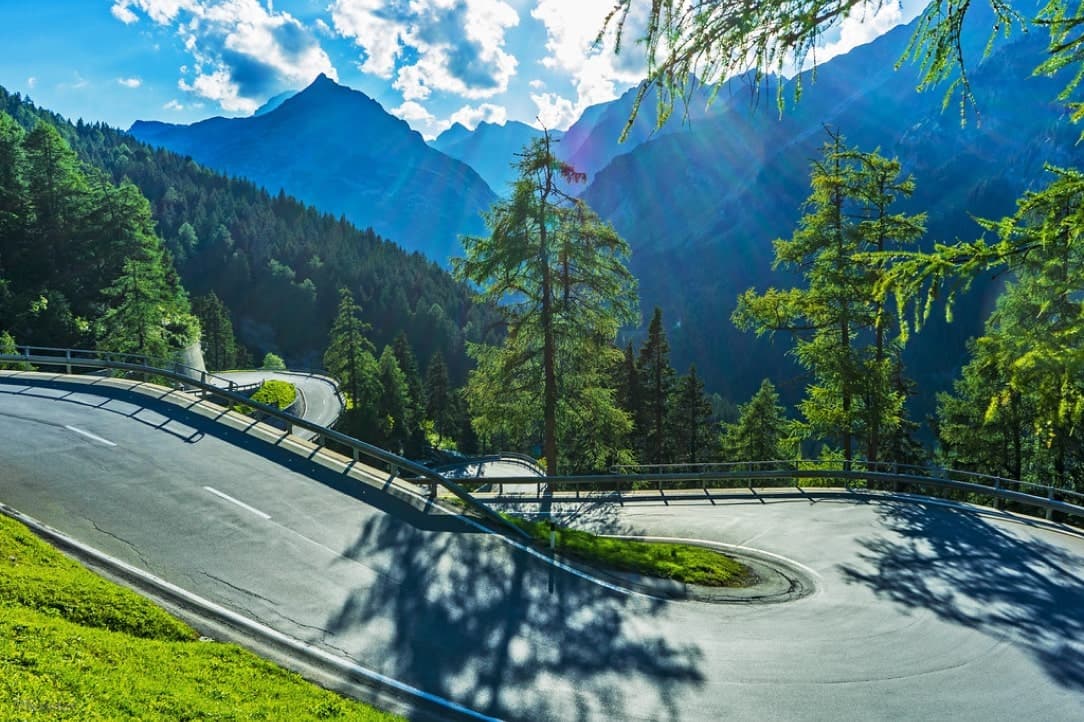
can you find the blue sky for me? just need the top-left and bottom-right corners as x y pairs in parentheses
(0, 1), (925, 139)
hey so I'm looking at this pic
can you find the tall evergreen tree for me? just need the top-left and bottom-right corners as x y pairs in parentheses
(376, 345), (410, 453)
(669, 365), (715, 463)
(425, 351), (455, 444)
(391, 330), (427, 455)
(192, 291), (239, 371)
(637, 307), (676, 464)
(722, 379), (792, 462)
(323, 288), (378, 423)
(734, 132), (925, 464)
(455, 131), (637, 474)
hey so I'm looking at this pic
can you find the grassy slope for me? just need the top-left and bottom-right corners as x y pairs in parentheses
(505, 516), (752, 587)
(0, 513), (400, 721)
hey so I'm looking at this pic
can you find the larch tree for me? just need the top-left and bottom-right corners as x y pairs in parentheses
(600, 0), (1069, 134)
(911, 167), (1084, 488)
(733, 131), (925, 464)
(455, 131), (638, 474)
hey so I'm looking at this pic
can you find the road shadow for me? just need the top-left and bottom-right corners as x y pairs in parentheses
(327, 511), (705, 721)
(839, 501), (1084, 691)
(0, 377), (469, 533)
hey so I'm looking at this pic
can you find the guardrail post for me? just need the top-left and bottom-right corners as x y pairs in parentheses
(352, 448), (359, 462)
(1047, 486), (1055, 520)
(65, 349), (71, 375)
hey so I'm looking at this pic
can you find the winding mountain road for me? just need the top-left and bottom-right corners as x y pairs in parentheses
(209, 369), (342, 437)
(1, 374), (1083, 721)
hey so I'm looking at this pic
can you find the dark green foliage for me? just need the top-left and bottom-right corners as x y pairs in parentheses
(391, 331), (427, 456)
(0, 113), (196, 357)
(932, 167), (1084, 488)
(376, 346), (410, 453)
(425, 352), (454, 444)
(637, 307), (676, 464)
(734, 133), (925, 463)
(722, 379), (792, 462)
(192, 291), (240, 371)
(0, 85), (494, 379)
(455, 132), (638, 473)
(669, 365), (716, 464)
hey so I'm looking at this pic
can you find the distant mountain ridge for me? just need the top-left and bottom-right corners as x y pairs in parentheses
(430, 119), (555, 195)
(130, 74), (496, 263)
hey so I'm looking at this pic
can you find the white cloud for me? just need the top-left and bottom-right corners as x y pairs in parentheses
(117, 77), (143, 88)
(531, 91), (578, 129)
(26, 77), (37, 89)
(391, 100), (436, 125)
(449, 102), (507, 129)
(111, 1), (140, 24)
(112, 0), (337, 113)
(392, 100), (509, 140)
(330, 0), (520, 101)
(112, 1), (191, 25)
(529, 0), (647, 129)
(163, 99), (185, 110)
(814, 2), (907, 65)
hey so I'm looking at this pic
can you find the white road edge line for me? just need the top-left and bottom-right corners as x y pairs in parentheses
(0, 504), (499, 722)
(64, 425), (117, 447)
(204, 486), (271, 520)
(603, 533), (824, 580)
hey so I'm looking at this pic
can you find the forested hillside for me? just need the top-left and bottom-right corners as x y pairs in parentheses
(0, 115), (194, 358)
(0, 85), (495, 382)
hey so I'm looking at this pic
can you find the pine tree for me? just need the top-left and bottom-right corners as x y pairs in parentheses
(192, 291), (238, 371)
(323, 288), (377, 413)
(669, 365), (715, 463)
(425, 352), (455, 444)
(637, 307), (675, 464)
(391, 331), (427, 455)
(722, 379), (792, 462)
(376, 346), (410, 453)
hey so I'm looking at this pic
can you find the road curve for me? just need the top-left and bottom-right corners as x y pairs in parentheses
(1, 376), (1083, 721)
(211, 370), (342, 433)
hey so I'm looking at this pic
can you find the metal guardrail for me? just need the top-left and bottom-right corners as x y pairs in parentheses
(0, 346), (528, 540)
(8, 347), (1081, 526)
(476, 459), (1084, 523)
(435, 453), (545, 477)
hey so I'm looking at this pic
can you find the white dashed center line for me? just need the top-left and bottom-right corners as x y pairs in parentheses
(64, 425), (117, 447)
(203, 486), (271, 520)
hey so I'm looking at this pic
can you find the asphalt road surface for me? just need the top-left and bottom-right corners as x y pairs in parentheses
(212, 370), (342, 433)
(2, 376), (1083, 721)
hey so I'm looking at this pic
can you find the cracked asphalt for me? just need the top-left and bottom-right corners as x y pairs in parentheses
(2, 376), (1084, 721)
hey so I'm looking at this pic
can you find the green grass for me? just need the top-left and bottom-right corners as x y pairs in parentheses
(503, 515), (753, 587)
(0, 513), (401, 721)
(251, 379), (297, 410)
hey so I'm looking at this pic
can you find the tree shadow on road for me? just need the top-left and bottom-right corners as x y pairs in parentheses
(839, 501), (1084, 691)
(327, 510), (706, 721)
